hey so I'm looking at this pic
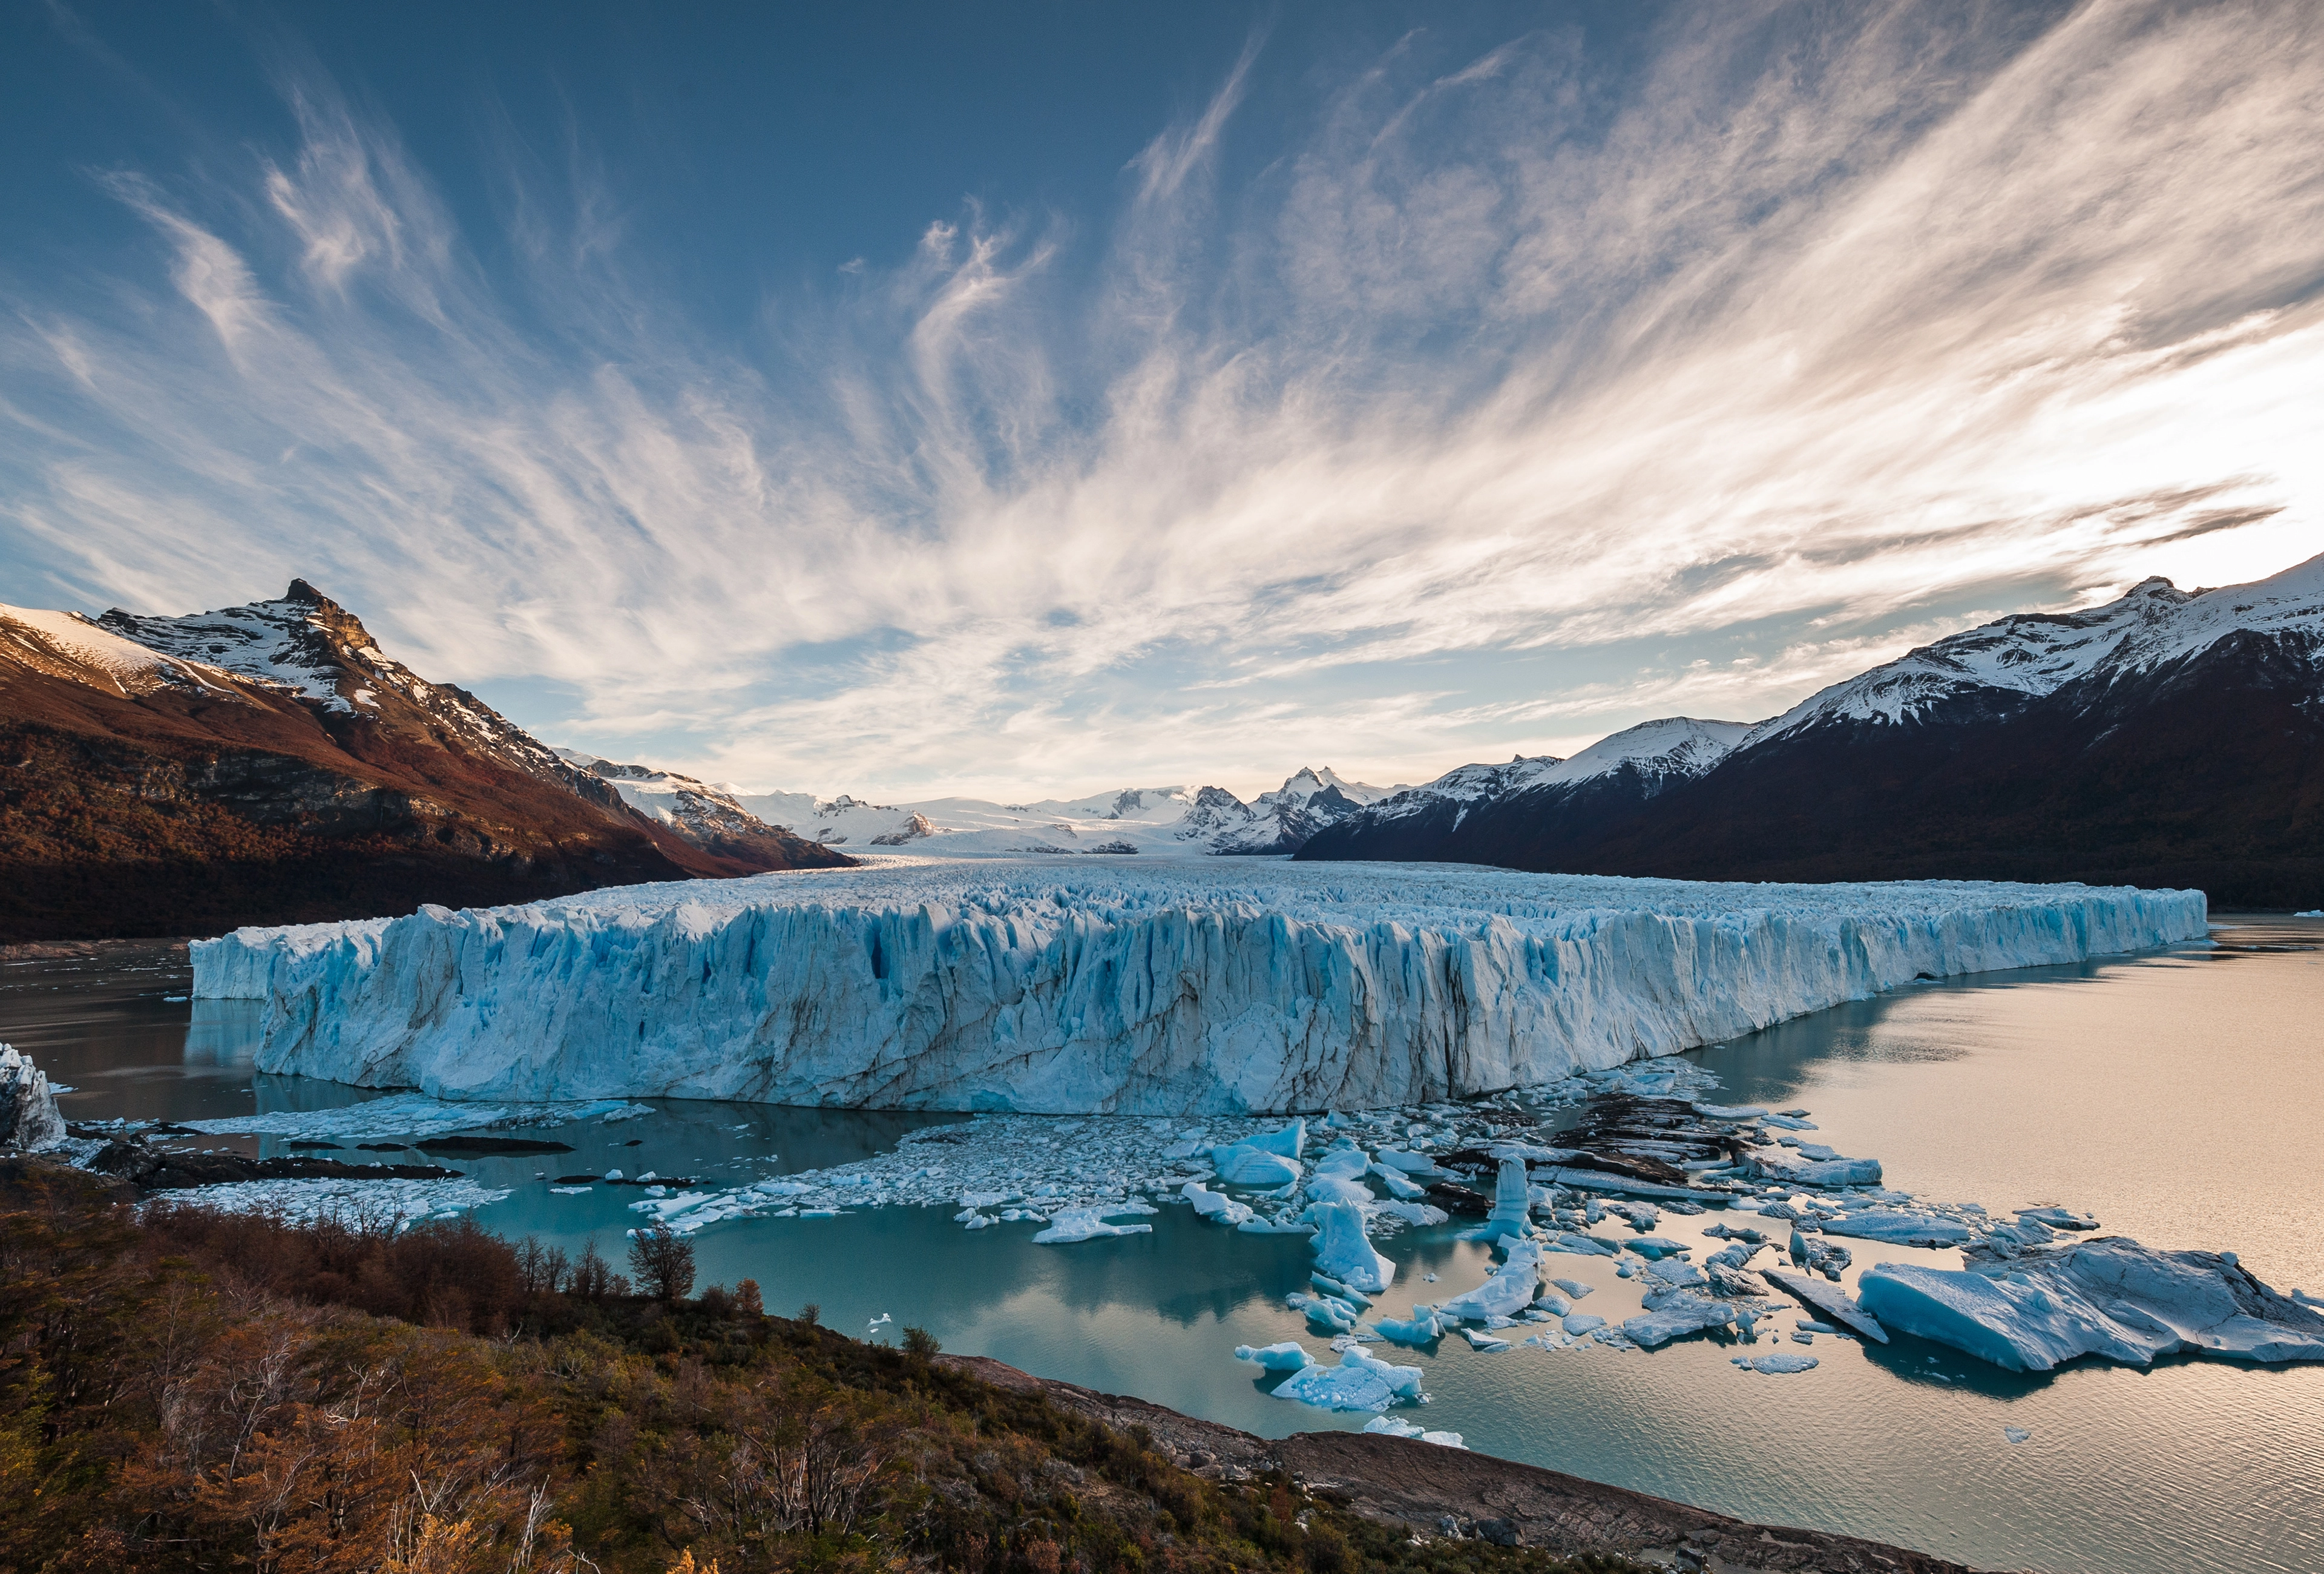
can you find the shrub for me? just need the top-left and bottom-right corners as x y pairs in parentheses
(628, 1223), (696, 1302)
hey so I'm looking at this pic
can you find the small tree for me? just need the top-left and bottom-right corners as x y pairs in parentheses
(734, 1278), (764, 1317)
(902, 1326), (940, 1358)
(798, 1302), (820, 1327)
(569, 1240), (631, 1302)
(628, 1223), (696, 1302)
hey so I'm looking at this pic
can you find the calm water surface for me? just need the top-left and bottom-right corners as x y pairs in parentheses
(5, 918), (2320, 1574)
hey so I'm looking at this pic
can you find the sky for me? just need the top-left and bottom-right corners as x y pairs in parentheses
(2, 0), (2320, 802)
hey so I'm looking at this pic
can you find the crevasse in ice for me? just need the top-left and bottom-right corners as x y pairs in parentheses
(192, 860), (2204, 1115)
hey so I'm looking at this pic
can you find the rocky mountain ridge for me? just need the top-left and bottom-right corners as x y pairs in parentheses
(1, 582), (847, 941)
(1300, 553), (2324, 906)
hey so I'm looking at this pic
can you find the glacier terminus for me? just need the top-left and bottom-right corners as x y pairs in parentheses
(194, 860), (2205, 1114)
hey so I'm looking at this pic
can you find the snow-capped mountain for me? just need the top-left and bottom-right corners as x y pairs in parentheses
(1743, 556), (2324, 744)
(1305, 553), (2324, 906)
(1297, 718), (1751, 868)
(714, 768), (1399, 858)
(100, 580), (611, 805)
(553, 750), (815, 868)
(1, 581), (845, 941)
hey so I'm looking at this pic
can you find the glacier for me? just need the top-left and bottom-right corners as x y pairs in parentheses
(192, 860), (2204, 1115)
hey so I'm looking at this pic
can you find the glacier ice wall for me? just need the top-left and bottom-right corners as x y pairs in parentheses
(192, 862), (2206, 1115)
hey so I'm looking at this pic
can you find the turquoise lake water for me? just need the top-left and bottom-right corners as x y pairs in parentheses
(5, 915), (2320, 1574)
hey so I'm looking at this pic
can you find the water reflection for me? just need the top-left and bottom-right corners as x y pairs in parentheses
(4, 917), (2322, 1574)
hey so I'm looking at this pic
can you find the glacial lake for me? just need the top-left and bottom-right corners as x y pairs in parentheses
(5, 915), (2320, 1574)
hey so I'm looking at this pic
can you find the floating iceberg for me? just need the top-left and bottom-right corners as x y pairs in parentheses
(1235, 1341), (1315, 1371)
(1030, 1204), (1157, 1244)
(1269, 1347), (1426, 1412)
(1182, 1181), (1255, 1226)
(1437, 1238), (1546, 1322)
(1372, 1306), (1445, 1345)
(1623, 1292), (1736, 1347)
(195, 862), (2204, 1113)
(1820, 1210), (1974, 1247)
(1762, 1268), (1889, 1343)
(1212, 1146), (1304, 1185)
(141, 1176), (511, 1228)
(1857, 1239), (2324, 1371)
(1, 1045), (65, 1153)
(1306, 1200), (1396, 1294)
(1362, 1416), (1465, 1447)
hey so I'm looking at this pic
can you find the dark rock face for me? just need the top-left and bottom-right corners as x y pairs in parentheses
(1304, 627), (2324, 906)
(85, 1137), (461, 1190)
(1, 584), (852, 940)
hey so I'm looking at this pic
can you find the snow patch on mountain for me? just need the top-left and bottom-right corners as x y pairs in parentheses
(1750, 552), (2324, 743)
(0, 604), (251, 702)
(195, 861), (2204, 1114)
(556, 750), (779, 840)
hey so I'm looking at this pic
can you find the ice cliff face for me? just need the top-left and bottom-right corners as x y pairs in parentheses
(194, 862), (2204, 1116)
(1, 1045), (67, 1151)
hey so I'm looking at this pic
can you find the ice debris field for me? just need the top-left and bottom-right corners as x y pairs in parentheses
(194, 861), (2204, 1113)
(91, 1049), (2324, 1428)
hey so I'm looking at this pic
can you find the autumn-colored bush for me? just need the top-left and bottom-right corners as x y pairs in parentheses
(1, 1165), (1645, 1574)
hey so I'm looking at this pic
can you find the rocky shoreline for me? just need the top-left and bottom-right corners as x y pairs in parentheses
(941, 1354), (1994, 1573)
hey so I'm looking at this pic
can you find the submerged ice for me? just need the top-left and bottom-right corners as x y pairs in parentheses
(195, 861), (2203, 1115)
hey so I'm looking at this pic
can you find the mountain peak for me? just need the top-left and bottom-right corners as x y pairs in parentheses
(284, 578), (332, 607)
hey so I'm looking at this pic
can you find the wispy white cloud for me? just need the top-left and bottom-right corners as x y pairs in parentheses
(2, 0), (2320, 800)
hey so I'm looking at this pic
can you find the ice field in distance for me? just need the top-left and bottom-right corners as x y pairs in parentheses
(193, 860), (2205, 1115)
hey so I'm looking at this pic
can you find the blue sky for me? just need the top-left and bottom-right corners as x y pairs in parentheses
(4, 1), (2320, 800)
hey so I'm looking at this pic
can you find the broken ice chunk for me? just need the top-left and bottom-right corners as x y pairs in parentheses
(1369, 1162), (1427, 1200)
(1306, 1199), (1396, 1294)
(1857, 1240), (2324, 1371)
(1031, 1204), (1157, 1244)
(1750, 1353), (1818, 1374)
(1371, 1306), (1444, 1345)
(1311, 1272), (1374, 1309)
(2003, 1426), (2032, 1444)
(1550, 1277), (1594, 1299)
(1212, 1145), (1304, 1186)
(1622, 1293), (1736, 1347)
(1235, 1341), (1315, 1371)
(1182, 1180), (1255, 1225)
(1820, 1210), (1973, 1247)
(1363, 1415), (1466, 1447)
(1269, 1348), (1426, 1412)
(1436, 1237), (1546, 1323)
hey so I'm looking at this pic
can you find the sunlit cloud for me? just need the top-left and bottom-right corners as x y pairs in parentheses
(2, 0), (2319, 800)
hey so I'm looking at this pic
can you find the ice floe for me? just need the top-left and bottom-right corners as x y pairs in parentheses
(1362, 1416), (1465, 1447)
(1029, 1204), (1157, 1244)
(176, 1092), (652, 1142)
(1269, 1347), (1427, 1412)
(1858, 1240), (2324, 1371)
(141, 1176), (511, 1228)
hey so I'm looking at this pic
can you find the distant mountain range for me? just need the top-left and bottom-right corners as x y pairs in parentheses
(0, 581), (844, 941)
(8, 553), (2316, 939)
(1298, 554), (2324, 907)
(698, 767), (1403, 859)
